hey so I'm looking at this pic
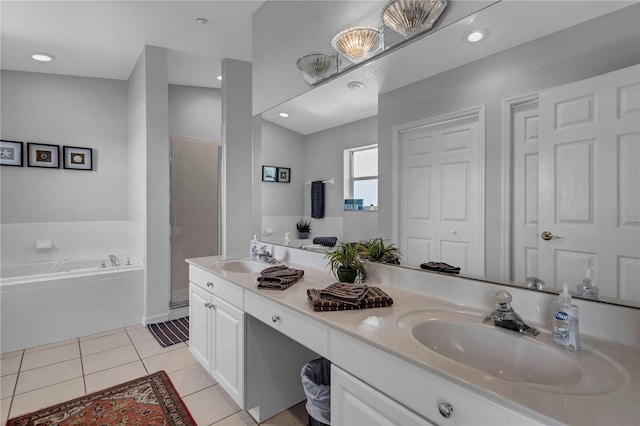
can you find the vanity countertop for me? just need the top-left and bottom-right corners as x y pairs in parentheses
(187, 255), (640, 426)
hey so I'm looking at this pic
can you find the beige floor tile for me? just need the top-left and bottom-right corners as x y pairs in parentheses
(0, 356), (22, 377)
(168, 364), (217, 397)
(15, 358), (83, 395)
(142, 346), (198, 374)
(134, 338), (184, 359)
(21, 342), (80, 371)
(84, 361), (148, 394)
(0, 350), (23, 360)
(79, 331), (131, 356)
(0, 374), (17, 399)
(126, 326), (155, 343)
(82, 344), (139, 375)
(214, 410), (257, 425)
(261, 401), (308, 426)
(182, 385), (240, 426)
(9, 378), (85, 418)
(79, 327), (125, 341)
(1, 397), (11, 425)
(24, 338), (77, 354)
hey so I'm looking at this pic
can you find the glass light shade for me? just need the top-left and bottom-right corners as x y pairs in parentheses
(381, 0), (448, 38)
(331, 26), (383, 63)
(296, 53), (338, 84)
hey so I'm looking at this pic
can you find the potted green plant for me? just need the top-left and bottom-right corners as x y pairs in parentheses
(296, 219), (312, 239)
(324, 242), (367, 283)
(361, 237), (401, 265)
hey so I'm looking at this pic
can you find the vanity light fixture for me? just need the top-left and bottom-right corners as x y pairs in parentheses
(31, 52), (55, 62)
(347, 81), (365, 91)
(296, 53), (338, 85)
(278, 112), (290, 118)
(331, 26), (383, 63)
(381, 0), (448, 38)
(466, 29), (488, 43)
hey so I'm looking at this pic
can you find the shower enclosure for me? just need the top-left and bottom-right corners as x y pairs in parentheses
(170, 137), (220, 307)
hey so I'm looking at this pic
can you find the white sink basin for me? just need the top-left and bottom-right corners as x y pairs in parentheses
(214, 258), (280, 273)
(397, 309), (625, 394)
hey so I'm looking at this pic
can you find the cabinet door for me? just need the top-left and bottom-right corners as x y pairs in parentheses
(211, 294), (245, 407)
(331, 365), (432, 426)
(189, 283), (211, 371)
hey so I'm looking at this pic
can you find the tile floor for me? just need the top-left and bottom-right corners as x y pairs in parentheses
(0, 325), (308, 425)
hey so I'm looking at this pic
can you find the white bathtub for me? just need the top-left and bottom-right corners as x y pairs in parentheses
(1, 256), (144, 353)
(0, 256), (141, 286)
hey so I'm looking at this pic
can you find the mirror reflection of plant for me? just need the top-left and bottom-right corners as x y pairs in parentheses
(360, 237), (401, 265)
(296, 219), (312, 233)
(324, 242), (367, 282)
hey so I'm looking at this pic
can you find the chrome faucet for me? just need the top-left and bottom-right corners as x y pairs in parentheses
(257, 245), (277, 264)
(483, 291), (539, 336)
(108, 254), (120, 267)
(526, 276), (545, 291)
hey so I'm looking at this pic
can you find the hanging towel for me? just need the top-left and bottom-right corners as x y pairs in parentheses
(311, 181), (325, 219)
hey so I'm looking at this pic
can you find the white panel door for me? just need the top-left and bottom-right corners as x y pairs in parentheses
(188, 283), (211, 371)
(538, 64), (640, 301)
(399, 114), (483, 275)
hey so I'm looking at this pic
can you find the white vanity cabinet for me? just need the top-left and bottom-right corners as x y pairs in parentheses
(188, 266), (245, 407)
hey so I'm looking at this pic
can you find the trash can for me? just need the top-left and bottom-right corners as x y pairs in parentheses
(301, 358), (331, 426)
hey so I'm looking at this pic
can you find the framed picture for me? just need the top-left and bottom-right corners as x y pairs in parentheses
(277, 167), (291, 183)
(262, 165), (277, 182)
(63, 146), (93, 170)
(0, 140), (24, 167)
(27, 143), (59, 168)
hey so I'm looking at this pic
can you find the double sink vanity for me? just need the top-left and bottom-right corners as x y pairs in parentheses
(187, 245), (639, 425)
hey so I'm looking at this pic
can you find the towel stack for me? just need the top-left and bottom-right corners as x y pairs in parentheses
(420, 261), (461, 274)
(257, 265), (304, 290)
(307, 283), (393, 311)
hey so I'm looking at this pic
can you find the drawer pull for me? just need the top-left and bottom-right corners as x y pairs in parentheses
(439, 402), (453, 418)
(271, 314), (280, 323)
(204, 302), (210, 308)
(206, 281), (214, 288)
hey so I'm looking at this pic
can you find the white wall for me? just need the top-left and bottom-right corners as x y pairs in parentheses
(0, 71), (128, 223)
(168, 84), (221, 141)
(378, 7), (640, 279)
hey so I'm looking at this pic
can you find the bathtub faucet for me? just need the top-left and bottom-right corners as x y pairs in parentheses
(109, 254), (120, 267)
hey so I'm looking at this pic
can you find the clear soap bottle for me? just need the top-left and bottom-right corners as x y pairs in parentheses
(577, 267), (599, 299)
(552, 283), (581, 351)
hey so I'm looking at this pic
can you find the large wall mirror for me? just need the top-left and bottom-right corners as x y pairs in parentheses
(252, 1), (640, 309)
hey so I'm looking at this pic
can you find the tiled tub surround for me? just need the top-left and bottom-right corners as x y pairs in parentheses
(188, 246), (640, 425)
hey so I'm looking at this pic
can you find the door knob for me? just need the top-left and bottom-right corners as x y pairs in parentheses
(540, 231), (563, 241)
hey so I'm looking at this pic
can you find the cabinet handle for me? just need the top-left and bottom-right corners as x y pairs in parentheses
(439, 402), (454, 418)
(206, 281), (214, 288)
(204, 302), (210, 308)
(271, 314), (280, 323)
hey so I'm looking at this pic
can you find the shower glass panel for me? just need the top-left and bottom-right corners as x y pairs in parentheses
(170, 138), (220, 307)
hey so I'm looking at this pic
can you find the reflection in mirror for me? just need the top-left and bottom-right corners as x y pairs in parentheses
(254, 2), (640, 309)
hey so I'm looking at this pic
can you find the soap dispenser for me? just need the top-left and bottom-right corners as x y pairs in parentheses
(552, 283), (580, 351)
(250, 235), (260, 260)
(577, 267), (599, 299)
(284, 232), (291, 245)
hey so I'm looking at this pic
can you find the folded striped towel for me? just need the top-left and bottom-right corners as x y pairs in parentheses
(420, 261), (461, 274)
(307, 284), (393, 311)
(318, 283), (370, 306)
(257, 265), (304, 290)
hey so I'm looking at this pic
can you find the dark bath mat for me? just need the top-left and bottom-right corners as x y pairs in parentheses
(148, 316), (189, 347)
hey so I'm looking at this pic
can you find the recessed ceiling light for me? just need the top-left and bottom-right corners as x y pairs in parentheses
(347, 81), (365, 90)
(31, 52), (55, 62)
(195, 18), (208, 25)
(278, 112), (290, 118)
(466, 29), (487, 43)
(217, 75), (222, 81)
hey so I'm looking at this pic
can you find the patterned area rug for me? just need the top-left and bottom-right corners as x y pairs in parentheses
(148, 317), (189, 347)
(6, 370), (195, 426)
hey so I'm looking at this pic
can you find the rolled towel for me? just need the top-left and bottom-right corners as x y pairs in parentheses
(319, 283), (370, 306)
(419, 261), (461, 274)
(307, 285), (393, 311)
(312, 237), (338, 247)
(257, 265), (304, 290)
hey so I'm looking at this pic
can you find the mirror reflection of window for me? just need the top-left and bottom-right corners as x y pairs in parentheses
(346, 145), (378, 208)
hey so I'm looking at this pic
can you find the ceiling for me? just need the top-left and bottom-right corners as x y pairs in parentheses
(0, 1), (264, 88)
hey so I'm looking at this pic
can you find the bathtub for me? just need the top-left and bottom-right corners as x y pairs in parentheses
(1, 256), (144, 353)
(0, 256), (141, 286)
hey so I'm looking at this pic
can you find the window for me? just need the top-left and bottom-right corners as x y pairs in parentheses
(345, 145), (378, 208)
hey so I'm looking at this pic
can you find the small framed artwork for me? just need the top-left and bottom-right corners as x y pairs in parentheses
(0, 140), (24, 167)
(277, 167), (291, 183)
(262, 165), (277, 182)
(63, 146), (93, 170)
(27, 143), (59, 168)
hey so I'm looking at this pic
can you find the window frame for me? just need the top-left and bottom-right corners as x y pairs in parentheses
(345, 144), (378, 208)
